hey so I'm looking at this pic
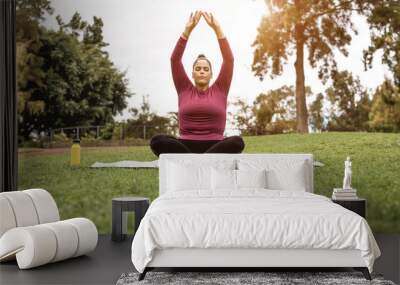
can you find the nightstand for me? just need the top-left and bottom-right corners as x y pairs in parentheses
(112, 197), (150, 242)
(332, 198), (366, 218)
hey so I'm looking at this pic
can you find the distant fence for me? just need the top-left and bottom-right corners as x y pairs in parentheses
(22, 122), (321, 148)
(49, 125), (105, 141)
(47, 124), (242, 144)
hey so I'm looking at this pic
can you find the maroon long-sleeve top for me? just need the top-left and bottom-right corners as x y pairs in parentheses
(170, 36), (234, 140)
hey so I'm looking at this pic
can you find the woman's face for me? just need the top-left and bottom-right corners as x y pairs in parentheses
(192, 59), (212, 86)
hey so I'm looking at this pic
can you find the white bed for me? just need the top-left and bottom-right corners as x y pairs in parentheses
(131, 153), (381, 281)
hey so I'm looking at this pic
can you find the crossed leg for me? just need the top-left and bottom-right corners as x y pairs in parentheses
(205, 135), (245, 153)
(150, 134), (245, 157)
(150, 134), (191, 157)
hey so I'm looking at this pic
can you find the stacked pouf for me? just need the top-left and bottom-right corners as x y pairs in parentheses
(0, 189), (98, 269)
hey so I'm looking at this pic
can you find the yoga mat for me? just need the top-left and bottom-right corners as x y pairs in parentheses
(90, 160), (159, 168)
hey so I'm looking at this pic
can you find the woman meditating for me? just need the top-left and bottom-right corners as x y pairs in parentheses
(150, 11), (245, 157)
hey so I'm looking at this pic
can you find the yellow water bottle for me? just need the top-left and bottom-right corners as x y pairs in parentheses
(70, 138), (81, 166)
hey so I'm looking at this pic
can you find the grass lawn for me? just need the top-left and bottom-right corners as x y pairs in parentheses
(18, 132), (400, 234)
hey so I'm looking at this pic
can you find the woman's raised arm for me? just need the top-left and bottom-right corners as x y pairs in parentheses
(202, 12), (234, 94)
(170, 11), (202, 94)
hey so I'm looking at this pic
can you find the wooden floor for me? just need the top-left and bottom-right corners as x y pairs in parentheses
(0, 234), (399, 285)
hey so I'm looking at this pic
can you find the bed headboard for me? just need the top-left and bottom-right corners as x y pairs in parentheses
(158, 153), (314, 195)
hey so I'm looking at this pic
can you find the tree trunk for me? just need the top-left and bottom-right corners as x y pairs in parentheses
(294, 23), (309, 133)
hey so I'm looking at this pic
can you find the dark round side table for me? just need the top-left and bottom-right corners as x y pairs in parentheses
(112, 197), (150, 242)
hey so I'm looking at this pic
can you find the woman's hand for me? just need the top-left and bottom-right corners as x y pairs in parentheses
(182, 10), (202, 39)
(201, 11), (220, 30)
(202, 11), (225, 39)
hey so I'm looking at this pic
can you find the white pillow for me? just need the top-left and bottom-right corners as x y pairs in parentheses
(211, 168), (236, 191)
(236, 169), (268, 189)
(211, 168), (268, 191)
(167, 162), (211, 192)
(266, 167), (307, 191)
(166, 159), (236, 192)
(237, 159), (308, 191)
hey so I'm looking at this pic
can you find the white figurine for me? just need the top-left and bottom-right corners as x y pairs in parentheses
(342, 156), (352, 190)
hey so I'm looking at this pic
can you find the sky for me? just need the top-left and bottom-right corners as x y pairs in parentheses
(45, 0), (392, 133)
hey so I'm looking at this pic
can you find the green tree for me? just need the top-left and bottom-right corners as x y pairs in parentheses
(363, 1), (400, 85)
(16, 0), (54, 138)
(308, 93), (325, 132)
(126, 95), (172, 139)
(231, 98), (257, 136)
(369, 78), (400, 132)
(16, 0), (53, 41)
(252, 86), (296, 134)
(253, 86), (313, 134)
(17, 10), (132, 140)
(251, 0), (367, 133)
(232, 86), (312, 135)
(325, 70), (371, 131)
(166, 112), (179, 137)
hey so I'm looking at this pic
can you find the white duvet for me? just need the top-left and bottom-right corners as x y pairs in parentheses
(131, 190), (381, 273)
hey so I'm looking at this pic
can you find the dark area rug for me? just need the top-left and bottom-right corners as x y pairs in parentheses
(116, 271), (396, 285)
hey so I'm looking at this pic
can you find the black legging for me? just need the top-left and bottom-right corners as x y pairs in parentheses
(149, 134), (245, 157)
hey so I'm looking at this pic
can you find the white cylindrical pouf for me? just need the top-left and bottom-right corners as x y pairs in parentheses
(42, 221), (79, 262)
(0, 196), (17, 237)
(0, 192), (39, 227)
(64, 218), (98, 257)
(0, 226), (57, 269)
(23, 189), (60, 224)
(0, 189), (98, 269)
